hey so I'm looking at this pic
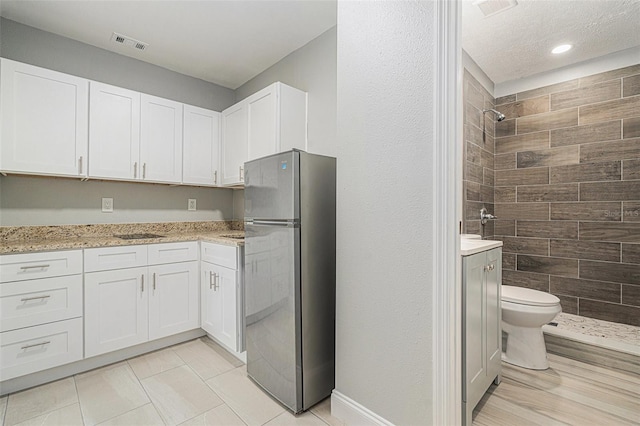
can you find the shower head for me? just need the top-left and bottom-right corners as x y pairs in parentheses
(483, 108), (506, 122)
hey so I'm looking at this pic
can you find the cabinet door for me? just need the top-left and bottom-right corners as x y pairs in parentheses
(140, 94), (183, 183)
(183, 105), (221, 186)
(0, 59), (88, 177)
(485, 248), (502, 379)
(246, 84), (278, 162)
(148, 262), (199, 340)
(88, 82), (140, 180)
(201, 262), (238, 351)
(84, 267), (148, 357)
(463, 253), (486, 405)
(221, 102), (248, 185)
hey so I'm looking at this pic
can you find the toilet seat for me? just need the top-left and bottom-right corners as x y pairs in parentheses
(502, 285), (560, 307)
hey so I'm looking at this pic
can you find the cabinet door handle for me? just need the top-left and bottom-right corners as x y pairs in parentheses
(213, 170), (217, 185)
(214, 273), (220, 291)
(153, 272), (156, 292)
(134, 162), (138, 178)
(21, 341), (50, 350)
(79, 156), (83, 174)
(485, 264), (495, 272)
(141, 274), (145, 292)
(21, 295), (51, 302)
(239, 166), (244, 181)
(209, 271), (214, 289)
(143, 163), (147, 179)
(20, 264), (50, 270)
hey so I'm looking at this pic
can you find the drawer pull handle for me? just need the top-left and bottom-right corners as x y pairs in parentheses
(153, 273), (157, 292)
(20, 264), (50, 270)
(21, 295), (51, 302)
(141, 274), (145, 292)
(21, 341), (51, 350)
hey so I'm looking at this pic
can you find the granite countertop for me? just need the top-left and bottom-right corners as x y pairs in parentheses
(0, 221), (244, 255)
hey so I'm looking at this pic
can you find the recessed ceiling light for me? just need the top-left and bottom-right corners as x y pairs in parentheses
(551, 44), (572, 54)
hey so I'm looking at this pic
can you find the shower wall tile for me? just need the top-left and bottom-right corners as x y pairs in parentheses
(623, 117), (640, 139)
(517, 255), (579, 277)
(579, 299), (640, 327)
(465, 181), (481, 202)
(516, 79), (579, 101)
(550, 80), (621, 110)
(465, 161), (484, 184)
(516, 220), (578, 239)
(622, 243), (640, 264)
(549, 161), (621, 183)
(495, 167), (549, 186)
(550, 202), (621, 221)
(580, 180), (640, 201)
(579, 96), (640, 125)
(495, 131), (549, 155)
(497, 64), (640, 327)
(502, 269), (549, 291)
(499, 95), (549, 119)
(549, 240), (621, 262)
(622, 159), (640, 180)
(622, 74), (640, 97)
(550, 276), (621, 304)
(578, 64), (640, 87)
(580, 260), (640, 285)
(580, 138), (640, 162)
(516, 108), (578, 134)
(483, 168), (494, 186)
(550, 120), (621, 147)
(517, 146), (579, 168)
(580, 222), (640, 242)
(621, 285), (640, 307)
(516, 184), (578, 202)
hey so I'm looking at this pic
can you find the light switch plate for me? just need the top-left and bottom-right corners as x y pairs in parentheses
(102, 198), (114, 213)
(188, 199), (197, 211)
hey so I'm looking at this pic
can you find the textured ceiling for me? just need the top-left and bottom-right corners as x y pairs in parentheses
(462, 0), (640, 84)
(0, 0), (337, 89)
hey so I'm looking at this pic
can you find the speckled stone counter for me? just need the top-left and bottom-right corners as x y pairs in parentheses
(0, 221), (244, 254)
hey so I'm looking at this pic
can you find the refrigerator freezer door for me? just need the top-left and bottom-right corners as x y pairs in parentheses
(244, 151), (299, 221)
(244, 222), (302, 412)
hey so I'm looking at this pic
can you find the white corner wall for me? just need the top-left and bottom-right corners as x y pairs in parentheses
(335, 1), (435, 424)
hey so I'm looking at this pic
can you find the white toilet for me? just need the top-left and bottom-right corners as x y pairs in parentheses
(501, 286), (561, 370)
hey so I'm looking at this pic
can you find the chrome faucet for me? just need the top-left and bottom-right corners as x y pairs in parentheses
(480, 207), (497, 225)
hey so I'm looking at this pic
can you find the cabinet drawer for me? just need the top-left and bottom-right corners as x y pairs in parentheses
(201, 242), (237, 270)
(0, 317), (83, 381)
(148, 241), (198, 265)
(0, 250), (82, 283)
(84, 245), (147, 272)
(0, 275), (83, 332)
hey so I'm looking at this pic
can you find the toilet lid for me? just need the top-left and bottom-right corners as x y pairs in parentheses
(502, 286), (560, 307)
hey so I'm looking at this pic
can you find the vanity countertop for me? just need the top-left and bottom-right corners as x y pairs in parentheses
(461, 238), (503, 256)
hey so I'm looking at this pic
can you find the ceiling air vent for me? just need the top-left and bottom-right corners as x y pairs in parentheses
(473, 0), (518, 17)
(110, 32), (148, 51)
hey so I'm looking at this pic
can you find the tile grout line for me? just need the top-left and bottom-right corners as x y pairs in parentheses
(71, 376), (87, 426)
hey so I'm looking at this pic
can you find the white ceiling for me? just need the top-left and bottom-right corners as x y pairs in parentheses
(0, 0), (337, 89)
(462, 0), (640, 84)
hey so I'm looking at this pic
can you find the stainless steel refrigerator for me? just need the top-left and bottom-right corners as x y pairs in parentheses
(244, 149), (336, 413)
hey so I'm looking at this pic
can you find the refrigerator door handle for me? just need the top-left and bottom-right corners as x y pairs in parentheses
(246, 219), (300, 228)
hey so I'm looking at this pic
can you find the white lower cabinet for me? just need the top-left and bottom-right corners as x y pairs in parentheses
(84, 242), (199, 358)
(201, 242), (244, 353)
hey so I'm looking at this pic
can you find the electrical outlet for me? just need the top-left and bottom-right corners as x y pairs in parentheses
(188, 199), (197, 211)
(102, 198), (114, 213)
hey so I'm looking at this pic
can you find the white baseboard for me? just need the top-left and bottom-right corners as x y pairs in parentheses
(331, 390), (394, 426)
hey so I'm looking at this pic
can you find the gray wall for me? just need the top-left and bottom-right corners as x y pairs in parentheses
(335, 1), (435, 424)
(0, 18), (238, 226)
(0, 18), (235, 111)
(235, 27), (337, 157)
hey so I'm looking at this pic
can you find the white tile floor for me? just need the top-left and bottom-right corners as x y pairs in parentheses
(0, 338), (344, 426)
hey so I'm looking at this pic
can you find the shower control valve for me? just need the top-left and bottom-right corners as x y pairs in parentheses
(480, 207), (497, 225)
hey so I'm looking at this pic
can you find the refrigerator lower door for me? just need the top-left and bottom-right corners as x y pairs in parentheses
(245, 221), (302, 412)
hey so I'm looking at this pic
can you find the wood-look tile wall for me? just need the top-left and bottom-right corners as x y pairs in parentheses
(494, 64), (640, 327)
(463, 70), (495, 238)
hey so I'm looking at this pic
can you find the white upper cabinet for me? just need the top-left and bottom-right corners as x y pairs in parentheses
(220, 82), (307, 186)
(0, 59), (88, 177)
(221, 102), (248, 185)
(88, 82), (141, 180)
(183, 105), (221, 186)
(140, 94), (183, 184)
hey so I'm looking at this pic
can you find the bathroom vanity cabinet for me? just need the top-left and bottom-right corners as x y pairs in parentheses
(462, 245), (502, 425)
